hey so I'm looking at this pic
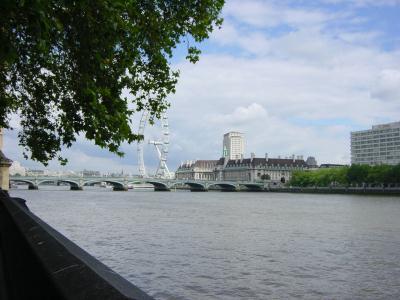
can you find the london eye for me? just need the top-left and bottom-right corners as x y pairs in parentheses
(137, 110), (171, 179)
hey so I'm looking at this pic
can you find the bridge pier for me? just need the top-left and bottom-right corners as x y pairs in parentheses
(113, 186), (128, 191)
(184, 182), (207, 192)
(189, 185), (208, 192)
(240, 185), (265, 192)
(70, 186), (83, 191)
(28, 185), (38, 190)
(220, 188), (237, 192)
(146, 181), (171, 191)
(213, 184), (238, 192)
(154, 186), (170, 192)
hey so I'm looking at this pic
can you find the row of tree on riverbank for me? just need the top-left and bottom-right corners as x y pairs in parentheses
(289, 164), (400, 187)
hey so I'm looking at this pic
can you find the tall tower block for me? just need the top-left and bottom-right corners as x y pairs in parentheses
(223, 132), (245, 160)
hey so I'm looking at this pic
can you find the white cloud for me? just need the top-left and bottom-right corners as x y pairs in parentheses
(167, 16), (400, 165)
(224, 0), (336, 29)
(338, 31), (382, 45)
(370, 69), (400, 102)
(321, 0), (400, 6)
(4, 130), (142, 173)
(4, 0), (400, 170)
(207, 103), (268, 125)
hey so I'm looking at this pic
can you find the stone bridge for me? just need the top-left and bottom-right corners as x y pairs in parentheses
(10, 176), (266, 192)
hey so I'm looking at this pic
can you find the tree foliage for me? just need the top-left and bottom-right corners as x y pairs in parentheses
(0, 0), (224, 164)
(290, 164), (400, 187)
(346, 164), (369, 184)
(260, 174), (270, 180)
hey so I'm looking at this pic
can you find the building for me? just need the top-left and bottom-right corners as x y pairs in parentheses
(351, 121), (400, 165)
(26, 169), (45, 176)
(175, 160), (218, 180)
(82, 169), (101, 177)
(0, 128), (13, 190)
(305, 156), (318, 168)
(223, 132), (244, 160)
(175, 154), (312, 183)
(176, 131), (316, 183)
(319, 164), (346, 168)
(220, 154), (308, 183)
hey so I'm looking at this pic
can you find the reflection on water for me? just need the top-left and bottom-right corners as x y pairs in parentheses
(10, 187), (400, 299)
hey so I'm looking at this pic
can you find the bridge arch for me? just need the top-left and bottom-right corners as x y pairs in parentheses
(240, 183), (264, 192)
(37, 179), (57, 185)
(208, 182), (238, 192)
(127, 180), (144, 185)
(37, 179), (80, 188)
(10, 179), (34, 185)
(184, 182), (207, 191)
(9, 179), (38, 190)
(145, 181), (170, 191)
(83, 180), (127, 191)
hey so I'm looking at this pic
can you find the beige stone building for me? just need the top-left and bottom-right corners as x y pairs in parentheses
(175, 160), (218, 180)
(0, 129), (12, 191)
(175, 155), (312, 183)
(219, 155), (309, 183)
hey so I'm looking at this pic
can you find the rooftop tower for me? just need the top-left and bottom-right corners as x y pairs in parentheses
(223, 132), (245, 160)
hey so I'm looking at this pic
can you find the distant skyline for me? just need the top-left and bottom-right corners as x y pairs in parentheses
(5, 0), (400, 173)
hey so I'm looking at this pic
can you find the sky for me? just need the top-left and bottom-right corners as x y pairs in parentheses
(4, 0), (400, 173)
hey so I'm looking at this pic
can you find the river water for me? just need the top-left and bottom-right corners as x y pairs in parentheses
(10, 187), (400, 299)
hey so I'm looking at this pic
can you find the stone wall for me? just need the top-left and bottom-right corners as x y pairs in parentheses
(0, 191), (154, 300)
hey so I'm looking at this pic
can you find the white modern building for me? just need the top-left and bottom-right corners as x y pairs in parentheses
(351, 121), (400, 165)
(223, 132), (244, 160)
